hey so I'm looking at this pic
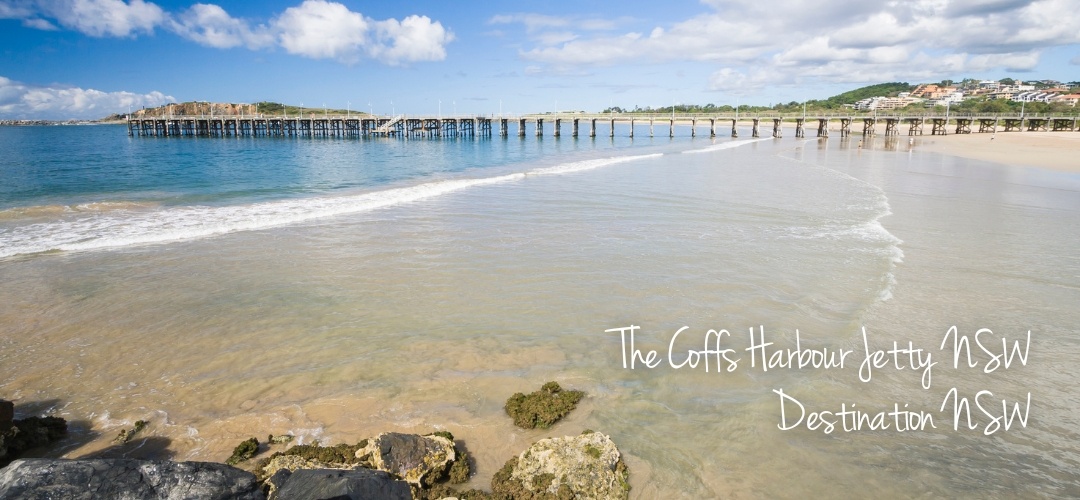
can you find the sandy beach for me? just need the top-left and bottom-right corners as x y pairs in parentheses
(918, 130), (1080, 172)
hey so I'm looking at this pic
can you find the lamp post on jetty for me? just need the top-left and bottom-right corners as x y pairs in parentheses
(300, 102), (303, 119)
(347, 101), (350, 118)
(323, 103), (327, 118)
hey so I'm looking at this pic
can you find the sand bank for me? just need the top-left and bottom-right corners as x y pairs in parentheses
(917, 131), (1080, 172)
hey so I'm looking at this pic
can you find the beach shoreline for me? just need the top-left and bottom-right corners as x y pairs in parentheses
(916, 131), (1080, 172)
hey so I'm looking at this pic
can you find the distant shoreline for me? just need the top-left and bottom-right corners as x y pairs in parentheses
(0, 119), (125, 126)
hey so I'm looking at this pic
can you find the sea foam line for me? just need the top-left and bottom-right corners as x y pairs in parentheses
(0, 153), (660, 258)
(681, 138), (773, 154)
(776, 150), (904, 303)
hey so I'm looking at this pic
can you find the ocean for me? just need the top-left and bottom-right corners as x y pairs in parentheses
(1, 123), (1078, 497)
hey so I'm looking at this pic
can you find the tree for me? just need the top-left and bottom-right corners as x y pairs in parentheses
(940, 79), (954, 87)
(999, 77), (1016, 85)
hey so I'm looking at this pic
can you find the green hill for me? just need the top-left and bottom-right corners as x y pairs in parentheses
(821, 82), (914, 107)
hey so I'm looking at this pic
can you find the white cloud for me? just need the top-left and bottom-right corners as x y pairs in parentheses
(7, 0), (454, 66)
(0, 75), (175, 120)
(2, 0), (166, 37)
(369, 15), (453, 65)
(273, 0), (370, 62)
(44, 0), (165, 37)
(169, 3), (272, 49)
(22, 17), (58, 30)
(502, 0), (1080, 89)
(268, 1), (452, 64)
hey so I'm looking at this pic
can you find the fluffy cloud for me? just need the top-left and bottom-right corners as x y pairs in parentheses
(272, 0), (370, 62)
(500, 0), (1080, 88)
(7, 0), (454, 65)
(267, 1), (452, 64)
(169, 3), (273, 49)
(0, 75), (175, 120)
(13, 0), (166, 37)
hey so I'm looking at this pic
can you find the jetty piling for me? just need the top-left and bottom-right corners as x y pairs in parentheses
(126, 113), (1078, 140)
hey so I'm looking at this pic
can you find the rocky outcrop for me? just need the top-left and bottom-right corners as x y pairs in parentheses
(492, 431), (630, 500)
(0, 402), (67, 468)
(270, 468), (411, 500)
(504, 382), (585, 429)
(0, 400), (13, 463)
(0, 458), (264, 500)
(355, 432), (457, 487)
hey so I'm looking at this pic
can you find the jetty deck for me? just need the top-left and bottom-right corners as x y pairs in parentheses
(127, 113), (1080, 139)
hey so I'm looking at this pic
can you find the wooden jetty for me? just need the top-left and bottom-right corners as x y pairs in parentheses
(128, 113), (1079, 139)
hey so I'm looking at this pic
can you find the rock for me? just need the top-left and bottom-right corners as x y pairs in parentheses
(1, 416), (67, 467)
(355, 432), (456, 486)
(255, 441), (365, 484)
(270, 468), (411, 500)
(0, 400), (13, 431)
(113, 420), (148, 444)
(0, 458), (264, 500)
(504, 382), (585, 429)
(227, 437), (260, 465)
(267, 434), (293, 445)
(492, 431), (630, 500)
(0, 401), (12, 462)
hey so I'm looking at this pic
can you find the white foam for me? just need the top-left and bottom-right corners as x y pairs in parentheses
(1, 153), (661, 258)
(530, 153), (662, 175)
(681, 138), (773, 154)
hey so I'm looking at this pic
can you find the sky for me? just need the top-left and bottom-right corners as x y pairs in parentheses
(1, 0), (1079, 119)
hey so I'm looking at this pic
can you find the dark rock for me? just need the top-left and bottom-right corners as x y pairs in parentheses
(0, 458), (264, 499)
(0, 400), (12, 462)
(272, 468), (411, 500)
(0, 401), (13, 431)
(354, 432), (456, 486)
(504, 382), (585, 429)
(1, 416), (67, 467)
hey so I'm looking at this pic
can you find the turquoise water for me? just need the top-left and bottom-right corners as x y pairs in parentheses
(2, 124), (1079, 497)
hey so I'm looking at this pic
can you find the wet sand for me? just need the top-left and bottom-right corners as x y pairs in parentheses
(918, 131), (1080, 172)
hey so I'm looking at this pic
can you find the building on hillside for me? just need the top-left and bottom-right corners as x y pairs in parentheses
(1013, 91), (1059, 103)
(930, 91), (964, 107)
(978, 80), (1001, 90)
(910, 84), (957, 99)
(854, 96), (924, 111)
(1051, 94), (1080, 106)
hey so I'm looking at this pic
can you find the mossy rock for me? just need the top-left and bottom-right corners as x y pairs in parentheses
(113, 420), (148, 444)
(504, 382), (585, 429)
(254, 440), (366, 484)
(226, 437), (260, 465)
(491, 432), (629, 500)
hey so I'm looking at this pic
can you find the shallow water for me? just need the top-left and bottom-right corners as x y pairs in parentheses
(1, 126), (1078, 497)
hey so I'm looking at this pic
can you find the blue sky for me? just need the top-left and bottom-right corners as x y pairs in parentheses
(1, 0), (1078, 119)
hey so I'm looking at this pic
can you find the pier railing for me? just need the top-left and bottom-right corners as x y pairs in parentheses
(127, 113), (1080, 139)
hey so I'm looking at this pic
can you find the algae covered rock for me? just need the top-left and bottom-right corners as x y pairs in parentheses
(504, 382), (585, 429)
(227, 437), (261, 465)
(354, 432), (456, 487)
(113, 420), (147, 444)
(491, 431), (630, 500)
(255, 440), (365, 484)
